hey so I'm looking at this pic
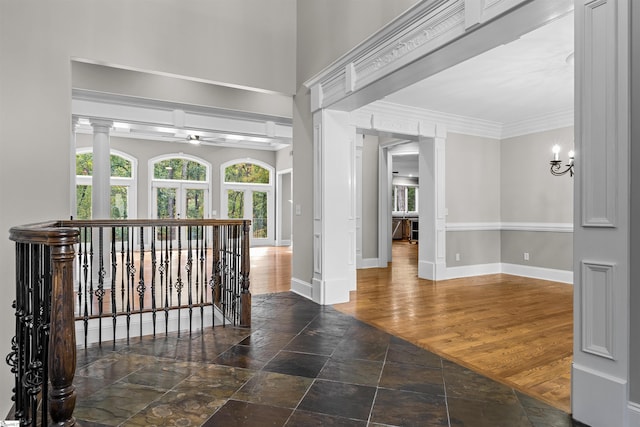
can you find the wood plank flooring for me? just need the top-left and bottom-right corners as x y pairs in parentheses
(250, 242), (572, 413)
(332, 241), (572, 413)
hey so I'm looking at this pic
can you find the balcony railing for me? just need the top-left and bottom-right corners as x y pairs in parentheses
(7, 218), (251, 426)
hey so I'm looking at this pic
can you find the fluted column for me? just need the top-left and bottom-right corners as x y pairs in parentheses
(90, 119), (112, 219)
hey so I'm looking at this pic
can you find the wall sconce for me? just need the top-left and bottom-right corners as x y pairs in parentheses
(550, 144), (574, 177)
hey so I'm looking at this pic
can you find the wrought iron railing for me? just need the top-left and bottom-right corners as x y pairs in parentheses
(7, 218), (251, 426)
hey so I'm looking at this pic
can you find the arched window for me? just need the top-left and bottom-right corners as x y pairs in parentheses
(221, 159), (274, 245)
(75, 149), (137, 219)
(149, 154), (210, 221)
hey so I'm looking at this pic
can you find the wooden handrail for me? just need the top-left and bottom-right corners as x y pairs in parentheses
(8, 218), (251, 426)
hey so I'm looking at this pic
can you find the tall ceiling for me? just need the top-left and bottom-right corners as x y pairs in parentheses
(388, 12), (574, 177)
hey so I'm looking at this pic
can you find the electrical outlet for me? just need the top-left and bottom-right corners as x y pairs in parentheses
(455, 253), (460, 261)
(295, 204), (301, 215)
(524, 252), (530, 261)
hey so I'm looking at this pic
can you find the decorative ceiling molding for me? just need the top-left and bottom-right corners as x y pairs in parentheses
(354, 101), (573, 140)
(304, 0), (470, 110)
(72, 90), (292, 151)
(501, 109), (574, 139)
(303, 0), (566, 112)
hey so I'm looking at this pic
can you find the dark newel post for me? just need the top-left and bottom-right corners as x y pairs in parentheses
(240, 220), (251, 327)
(49, 242), (77, 426)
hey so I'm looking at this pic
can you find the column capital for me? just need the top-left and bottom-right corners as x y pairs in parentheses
(90, 119), (113, 134)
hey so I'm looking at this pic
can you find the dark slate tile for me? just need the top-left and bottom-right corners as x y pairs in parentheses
(442, 360), (516, 404)
(121, 359), (201, 389)
(332, 333), (389, 362)
(263, 351), (328, 378)
(238, 329), (296, 350)
(124, 389), (226, 427)
(317, 357), (383, 387)
(284, 330), (344, 355)
(370, 388), (449, 426)
(378, 361), (444, 395)
(448, 396), (532, 427)
(516, 391), (578, 427)
(297, 379), (376, 421)
(387, 336), (442, 368)
(172, 364), (255, 399)
(286, 409), (367, 426)
(232, 371), (313, 409)
(202, 400), (292, 426)
(73, 382), (167, 426)
(214, 344), (279, 370)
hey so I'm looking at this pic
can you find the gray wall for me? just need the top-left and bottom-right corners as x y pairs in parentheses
(362, 134), (379, 259)
(447, 231), (501, 266)
(0, 0), (295, 412)
(444, 128), (574, 271)
(280, 173), (293, 241)
(501, 127), (574, 223)
(293, 0), (418, 284)
(446, 132), (501, 223)
(501, 231), (572, 270)
(629, 0), (640, 404)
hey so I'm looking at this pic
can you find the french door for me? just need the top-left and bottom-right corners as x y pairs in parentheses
(222, 186), (274, 246)
(152, 182), (209, 242)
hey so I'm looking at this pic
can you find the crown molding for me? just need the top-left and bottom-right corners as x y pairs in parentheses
(501, 109), (574, 139)
(354, 101), (574, 140)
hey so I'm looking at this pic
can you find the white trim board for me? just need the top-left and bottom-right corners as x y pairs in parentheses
(445, 262), (573, 284)
(291, 277), (312, 300)
(446, 222), (574, 232)
(76, 306), (224, 346)
(628, 402), (640, 427)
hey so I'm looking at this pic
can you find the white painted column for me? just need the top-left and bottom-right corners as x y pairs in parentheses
(417, 127), (446, 280)
(355, 135), (364, 268)
(311, 109), (357, 304)
(70, 118), (78, 218)
(572, 0), (631, 425)
(90, 119), (112, 220)
(378, 146), (391, 266)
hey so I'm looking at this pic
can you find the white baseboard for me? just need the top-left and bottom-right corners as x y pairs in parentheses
(572, 363), (628, 427)
(502, 263), (573, 284)
(628, 402), (640, 427)
(444, 263), (502, 279)
(291, 277), (313, 300)
(442, 262), (573, 284)
(358, 258), (381, 269)
(276, 239), (291, 247)
(76, 306), (224, 346)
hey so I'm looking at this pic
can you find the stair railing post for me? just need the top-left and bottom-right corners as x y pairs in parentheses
(48, 236), (78, 426)
(240, 220), (251, 327)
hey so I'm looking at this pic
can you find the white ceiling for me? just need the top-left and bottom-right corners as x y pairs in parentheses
(386, 13), (574, 124)
(389, 12), (574, 177)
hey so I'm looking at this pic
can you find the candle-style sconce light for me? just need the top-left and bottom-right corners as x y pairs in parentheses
(550, 144), (574, 177)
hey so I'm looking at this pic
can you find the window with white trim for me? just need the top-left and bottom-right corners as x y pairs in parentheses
(75, 149), (137, 219)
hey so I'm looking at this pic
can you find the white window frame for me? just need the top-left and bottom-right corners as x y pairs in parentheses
(148, 153), (212, 220)
(220, 158), (275, 246)
(75, 148), (138, 219)
(392, 184), (419, 215)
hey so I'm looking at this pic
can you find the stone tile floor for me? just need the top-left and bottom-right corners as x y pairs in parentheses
(72, 292), (588, 426)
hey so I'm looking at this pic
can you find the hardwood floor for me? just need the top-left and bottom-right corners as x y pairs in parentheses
(250, 245), (293, 294)
(332, 241), (573, 413)
(250, 241), (572, 413)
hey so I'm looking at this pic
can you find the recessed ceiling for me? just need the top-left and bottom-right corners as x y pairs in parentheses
(384, 12), (574, 125)
(387, 12), (574, 178)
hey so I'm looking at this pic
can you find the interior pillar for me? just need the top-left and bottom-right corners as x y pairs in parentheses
(417, 131), (446, 280)
(312, 109), (357, 304)
(90, 119), (112, 220)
